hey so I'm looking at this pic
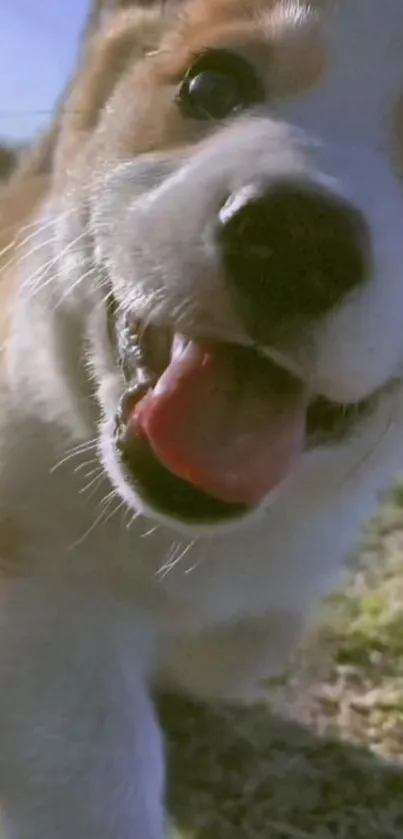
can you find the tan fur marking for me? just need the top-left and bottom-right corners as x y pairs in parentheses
(51, 0), (324, 177)
(56, 10), (166, 165)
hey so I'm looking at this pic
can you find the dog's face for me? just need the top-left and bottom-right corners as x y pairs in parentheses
(53, 0), (403, 534)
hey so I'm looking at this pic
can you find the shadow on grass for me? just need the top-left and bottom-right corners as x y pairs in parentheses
(157, 691), (403, 839)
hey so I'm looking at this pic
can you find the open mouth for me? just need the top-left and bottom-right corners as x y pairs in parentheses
(109, 305), (374, 525)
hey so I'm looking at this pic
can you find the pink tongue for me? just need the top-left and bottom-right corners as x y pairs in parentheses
(131, 341), (308, 505)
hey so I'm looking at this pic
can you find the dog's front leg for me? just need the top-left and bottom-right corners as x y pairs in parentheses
(0, 582), (165, 839)
(163, 610), (304, 705)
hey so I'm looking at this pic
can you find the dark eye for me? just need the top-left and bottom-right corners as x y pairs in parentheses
(177, 49), (265, 121)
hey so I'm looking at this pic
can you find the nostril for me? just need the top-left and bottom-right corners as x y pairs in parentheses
(217, 179), (371, 340)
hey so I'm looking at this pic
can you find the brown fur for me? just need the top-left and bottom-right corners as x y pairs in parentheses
(0, 146), (18, 181)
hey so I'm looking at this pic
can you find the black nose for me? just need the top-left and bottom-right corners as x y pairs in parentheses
(217, 180), (370, 342)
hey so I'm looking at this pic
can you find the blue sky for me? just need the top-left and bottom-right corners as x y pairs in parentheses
(0, 0), (89, 143)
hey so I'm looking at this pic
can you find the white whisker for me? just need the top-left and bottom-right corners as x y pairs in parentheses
(79, 465), (102, 481)
(79, 470), (105, 497)
(68, 490), (122, 549)
(0, 207), (73, 273)
(55, 263), (95, 310)
(140, 525), (159, 538)
(73, 457), (98, 473)
(21, 228), (90, 307)
(124, 509), (142, 529)
(157, 538), (196, 579)
(49, 438), (98, 473)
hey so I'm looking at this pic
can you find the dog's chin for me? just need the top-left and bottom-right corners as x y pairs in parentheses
(100, 412), (272, 537)
(117, 431), (253, 528)
(97, 300), (381, 533)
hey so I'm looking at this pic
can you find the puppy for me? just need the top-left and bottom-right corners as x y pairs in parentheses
(1, 0), (403, 836)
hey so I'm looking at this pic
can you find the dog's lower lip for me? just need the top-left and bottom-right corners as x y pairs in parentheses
(117, 426), (250, 523)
